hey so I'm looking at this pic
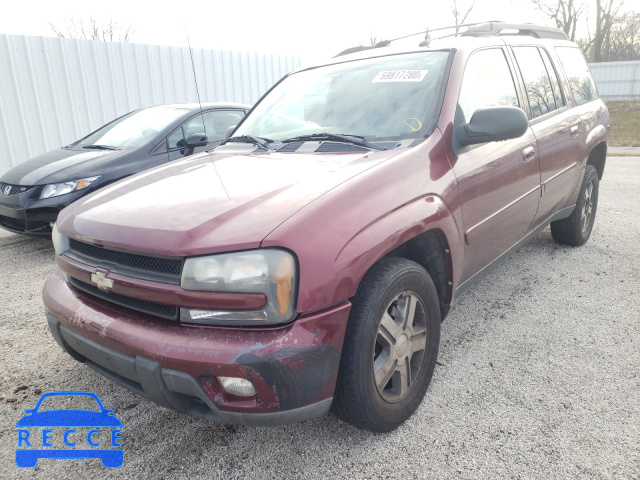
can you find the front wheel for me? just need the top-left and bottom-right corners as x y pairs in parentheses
(551, 164), (599, 246)
(333, 258), (441, 432)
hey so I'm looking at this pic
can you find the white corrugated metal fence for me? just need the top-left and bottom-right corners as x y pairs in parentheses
(0, 34), (302, 175)
(588, 61), (640, 101)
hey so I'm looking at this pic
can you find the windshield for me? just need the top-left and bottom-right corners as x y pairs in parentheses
(75, 106), (190, 149)
(234, 51), (450, 145)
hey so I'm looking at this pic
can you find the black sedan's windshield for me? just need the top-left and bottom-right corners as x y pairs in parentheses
(75, 106), (190, 149)
(234, 51), (450, 146)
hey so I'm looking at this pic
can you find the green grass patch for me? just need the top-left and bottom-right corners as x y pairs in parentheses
(606, 101), (640, 147)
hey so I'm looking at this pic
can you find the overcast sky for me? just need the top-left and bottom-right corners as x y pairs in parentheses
(0, 0), (560, 62)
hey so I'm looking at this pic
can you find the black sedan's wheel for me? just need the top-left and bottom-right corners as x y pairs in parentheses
(551, 164), (599, 246)
(333, 258), (441, 432)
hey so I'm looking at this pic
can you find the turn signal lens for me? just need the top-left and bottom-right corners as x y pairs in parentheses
(276, 254), (294, 315)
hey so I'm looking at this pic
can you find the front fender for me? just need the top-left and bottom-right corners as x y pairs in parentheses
(264, 193), (462, 314)
(261, 130), (461, 314)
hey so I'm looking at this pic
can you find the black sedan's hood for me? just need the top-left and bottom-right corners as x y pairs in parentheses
(1, 147), (130, 186)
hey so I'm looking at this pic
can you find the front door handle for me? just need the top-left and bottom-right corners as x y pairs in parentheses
(570, 125), (580, 137)
(522, 146), (535, 162)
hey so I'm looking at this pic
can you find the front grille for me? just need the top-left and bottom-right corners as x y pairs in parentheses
(0, 215), (25, 231)
(70, 277), (179, 321)
(0, 182), (32, 196)
(67, 239), (183, 284)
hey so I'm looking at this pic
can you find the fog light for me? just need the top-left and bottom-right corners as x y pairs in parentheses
(217, 376), (256, 397)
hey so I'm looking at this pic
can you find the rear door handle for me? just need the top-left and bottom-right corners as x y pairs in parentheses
(570, 125), (580, 137)
(522, 146), (535, 162)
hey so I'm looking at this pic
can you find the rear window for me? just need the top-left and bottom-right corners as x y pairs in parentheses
(555, 47), (598, 106)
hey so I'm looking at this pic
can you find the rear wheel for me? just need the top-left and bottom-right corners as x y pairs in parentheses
(333, 257), (440, 432)
(551, 164), (599, 246)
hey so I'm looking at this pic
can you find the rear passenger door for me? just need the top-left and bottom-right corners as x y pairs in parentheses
(510, 45), (583, 226)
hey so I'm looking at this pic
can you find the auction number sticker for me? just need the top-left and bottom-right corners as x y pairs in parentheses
(372, 70), (428, 83)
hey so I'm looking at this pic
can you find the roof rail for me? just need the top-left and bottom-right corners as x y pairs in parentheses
(333, 23), (483, 58)
(333, 22), (568, 57)
(461, 22), (569, 40)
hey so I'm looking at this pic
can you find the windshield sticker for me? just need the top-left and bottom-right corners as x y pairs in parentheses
(372, 70), (428, 83)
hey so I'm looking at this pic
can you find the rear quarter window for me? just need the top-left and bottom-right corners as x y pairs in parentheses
(555, 47), (598, 106)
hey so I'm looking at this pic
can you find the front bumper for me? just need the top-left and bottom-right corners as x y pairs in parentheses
(0, 189), (86, 235)
(43, 268), (351, 426)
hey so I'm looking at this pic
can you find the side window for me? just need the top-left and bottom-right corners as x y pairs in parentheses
(202, 110), (246, 141)
(540, 48), (566, 109)
(457, 49), (519, 124)
(513, 46), (558, 119)
(183, 116), (206, 138)
(555, 47), (598, 106)
(167, 127), (185, 150)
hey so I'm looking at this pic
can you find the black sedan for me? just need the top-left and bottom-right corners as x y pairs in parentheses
(0, 102), (249, 235)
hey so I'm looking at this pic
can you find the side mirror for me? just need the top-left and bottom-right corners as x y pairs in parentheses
(453, 106), (528, 153)
(225, 125), (237, 138)
(185, 132), (208, 148)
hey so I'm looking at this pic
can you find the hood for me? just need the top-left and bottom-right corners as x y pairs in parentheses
(1, 147), (129, 185)
(57, 149), (404, 256)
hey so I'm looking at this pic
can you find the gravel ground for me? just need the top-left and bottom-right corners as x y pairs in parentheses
(0, 156), (638, 479)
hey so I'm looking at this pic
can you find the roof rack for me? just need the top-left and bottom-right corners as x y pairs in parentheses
(461, 22), (569, 40)
(334, 21), (568, 57)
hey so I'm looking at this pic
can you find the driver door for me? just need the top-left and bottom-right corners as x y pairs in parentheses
(452, 47), (541, 283)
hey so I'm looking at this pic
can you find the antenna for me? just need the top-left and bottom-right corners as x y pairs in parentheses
(185, 27), (206, 136)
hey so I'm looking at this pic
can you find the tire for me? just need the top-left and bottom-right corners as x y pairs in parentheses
(551, 164), (599, 246)
(333, 257), (441, 432)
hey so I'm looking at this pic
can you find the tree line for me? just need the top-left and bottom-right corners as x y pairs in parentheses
(532, 0), (639, 62)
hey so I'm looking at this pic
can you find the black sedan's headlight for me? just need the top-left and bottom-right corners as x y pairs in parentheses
(40, 176), (100, 199)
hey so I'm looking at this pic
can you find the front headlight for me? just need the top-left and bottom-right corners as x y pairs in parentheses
(40, 176), (100, 199)
(180, 249), (297, 326)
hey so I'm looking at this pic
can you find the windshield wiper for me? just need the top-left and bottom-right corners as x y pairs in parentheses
(220, 135), (275, 151)
(82, 145), (120, 150)
(281, 133), (386, 151)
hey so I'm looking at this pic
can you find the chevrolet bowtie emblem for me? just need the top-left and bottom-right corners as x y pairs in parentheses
(90, 271), (114, 291)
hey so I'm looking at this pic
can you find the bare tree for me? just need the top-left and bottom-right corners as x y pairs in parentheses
(533, 0), (635, 62)
(595, 11), (640, 60)
(590, 0), (623, 61)
(531, 0), (585, 40)
(50, 17), (134, 43)
(452, 0), (476, 33)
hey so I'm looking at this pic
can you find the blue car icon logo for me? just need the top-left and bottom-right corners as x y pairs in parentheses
(15, 391), (123, 468)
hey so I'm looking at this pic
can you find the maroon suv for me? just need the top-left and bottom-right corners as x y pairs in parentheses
(44, 23), (609, 432)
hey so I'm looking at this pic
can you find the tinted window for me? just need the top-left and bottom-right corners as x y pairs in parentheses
(184, 116), (206, 138)
(555, 47), (598, 106)
(201, 110), (245, 141)
(513, 47), (558, 118)
(540, 48), (565, 109)
(457, 48), (519, 124)
(168, 110), (246, 150)
(167, 127), (185, 150)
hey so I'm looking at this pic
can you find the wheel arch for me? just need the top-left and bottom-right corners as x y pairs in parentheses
(383, 229), (453, 320)
(586, 141), (607, 180)
(335, 194), (461, 320)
